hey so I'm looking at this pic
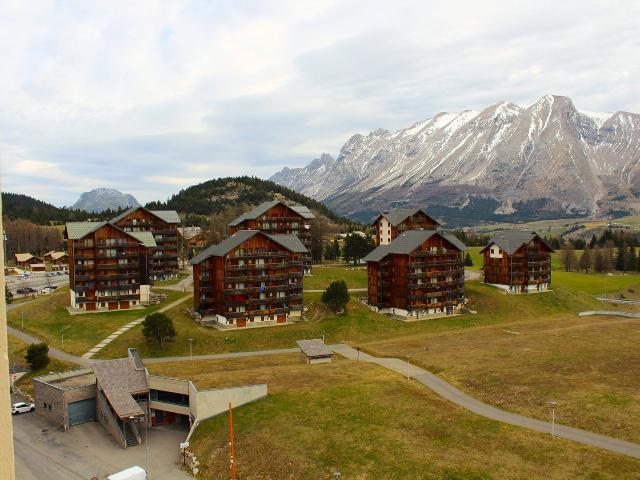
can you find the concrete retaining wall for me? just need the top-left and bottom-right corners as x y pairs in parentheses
(192, 384), (267, 422)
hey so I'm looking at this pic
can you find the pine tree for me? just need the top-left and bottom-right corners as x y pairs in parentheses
(464, 252), (473, 267)
(333, 238), (341, 260)
(629, 246), (638, 272)
(321, 280), (350, 313)
(594, 248), (605, 273)
(589, 234), (597, 249)
(615, 244), (626, 271)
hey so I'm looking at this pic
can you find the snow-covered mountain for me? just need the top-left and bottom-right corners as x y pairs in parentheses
(270, 95), (640, 225)
(72, 188), (139, 213)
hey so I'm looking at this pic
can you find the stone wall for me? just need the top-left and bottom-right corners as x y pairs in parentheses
(33, 380), (65, 429)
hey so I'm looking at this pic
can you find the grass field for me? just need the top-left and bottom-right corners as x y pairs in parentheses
(466, 246), (483, 270)
(149, 355), (640, 479)
(304, 265), (368, 290)
(7, 287), (190, 356)
(8, 335), (77, 397)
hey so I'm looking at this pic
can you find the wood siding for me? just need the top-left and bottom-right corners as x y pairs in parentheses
(374, 211), (439, 246)
(367, 234), (465, 313)
(483, 238), (552, 290)
(230, 203), (312, 272)
(113, 208), (179, 280)
(66, 223), (150, 311)
(193, 234), (304, 327)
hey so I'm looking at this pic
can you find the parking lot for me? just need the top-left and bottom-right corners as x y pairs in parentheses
(5, 271), (69, 297)
(12, 410), (191, 479)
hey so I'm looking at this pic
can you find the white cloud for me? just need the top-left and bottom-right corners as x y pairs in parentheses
(1, 0), (639, 205)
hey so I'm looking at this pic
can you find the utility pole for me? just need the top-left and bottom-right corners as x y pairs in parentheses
(550, 401), (557, 436)
(406, 355), (411, 380)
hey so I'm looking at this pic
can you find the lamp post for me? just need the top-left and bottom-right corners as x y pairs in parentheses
(406, 355), (411, 380)
(549, 401), (557, 436)
(2, 230), (7, 266)
(188, 338), (194, 360)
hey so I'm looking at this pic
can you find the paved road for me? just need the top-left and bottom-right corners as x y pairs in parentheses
(13, 411), (191, 480)
(144, 347), (300, 363)
(157, 272), (194, 292)
(6, 272), (69, 295)
(304, 288), (367, 293)
(331, 344), (640, 460)
(595, 296), (640, 305)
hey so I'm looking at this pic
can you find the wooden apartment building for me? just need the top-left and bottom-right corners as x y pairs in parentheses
(191, 230), (307, 328)
(111, 207), (181, 280)
(363, 230), (467, 317)
(372, 208), (440, 246)
(481, 231), (553, 293)
(228, 201), (315, 272)
(65, 222), (156, 311)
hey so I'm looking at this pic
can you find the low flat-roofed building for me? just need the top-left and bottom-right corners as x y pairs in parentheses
(296, 339), (333, 364)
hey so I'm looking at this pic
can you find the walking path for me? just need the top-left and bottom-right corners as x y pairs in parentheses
(331, 344), (640, 460)
(578, 310), (640, 318)
(144, 347), (300, 364)
(7, 326), (91, 367)
(595, 296), (640, 305)
(81, 294), (193, 359)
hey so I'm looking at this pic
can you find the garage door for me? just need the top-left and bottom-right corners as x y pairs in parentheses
(68, 398), (96, 426)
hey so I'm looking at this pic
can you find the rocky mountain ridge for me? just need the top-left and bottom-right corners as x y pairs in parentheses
(270, 95), (640, 225)
(72, 188), (139, 213)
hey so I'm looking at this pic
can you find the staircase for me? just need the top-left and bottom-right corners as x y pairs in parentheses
(124, 422), (139, 448)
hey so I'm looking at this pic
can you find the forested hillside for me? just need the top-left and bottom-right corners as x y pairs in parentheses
(1, 192), (125, 225)
(145, 176), (350, 224)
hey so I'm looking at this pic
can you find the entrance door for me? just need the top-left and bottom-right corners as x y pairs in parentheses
(68, 398), (96, 426)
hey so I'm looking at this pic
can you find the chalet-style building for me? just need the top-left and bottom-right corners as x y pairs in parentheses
(110, 207), (181, 280)
(363, 230), (467, 317)
(64, 222), (157, 312)
(178, 226), (207, 249)
(372, 208), (440, 246)
(15, 253), (44, 270)
(45, 251), (69, 271)
(481, 231), (553, 293)
(191, 230), (306, 328)
(228, 201), (315, 272)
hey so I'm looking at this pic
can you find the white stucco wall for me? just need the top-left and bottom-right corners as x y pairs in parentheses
(378, 218), (391, 245)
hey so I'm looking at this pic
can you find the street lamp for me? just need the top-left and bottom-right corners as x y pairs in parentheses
(406, 355), (411, 380)
(549, 401), (557, 436)
(188, 338), (194, 360)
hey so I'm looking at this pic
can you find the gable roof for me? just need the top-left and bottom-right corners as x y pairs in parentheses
(110, 206), (180, 225)
(190, 230), (306, 264)
(372, 208), (440, 227)
(362, 230), (467, 263)
(65, 221), (108, 240)
(480, 231), (554, 256)
(228, 200), (315, 227)
(50, 251), (67, 260)
(65, 221), (156, 247)
(296, 339), (333, 358)
(92, 357), (148, 419)
(15, 253), (34, 262)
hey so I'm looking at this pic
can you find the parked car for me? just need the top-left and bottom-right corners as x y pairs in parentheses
(46, 272), (55, 277)
(12, 402), (35, 415)
(15, 288), (31, 295)
(55, 271), (64, 276)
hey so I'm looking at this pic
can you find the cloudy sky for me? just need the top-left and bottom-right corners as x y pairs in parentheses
(1, 0), (639, 206)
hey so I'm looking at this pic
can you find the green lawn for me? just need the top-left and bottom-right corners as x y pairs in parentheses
(150, 355), (640, 479)
(8, 335), (78, 397)
(553, 270), (640, 295)
(305, 265), (368, 290)
(466, 246), (483, 270)
(7, 288), (190, 356)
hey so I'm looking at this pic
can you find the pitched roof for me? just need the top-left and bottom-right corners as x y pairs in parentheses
(110, 206), (180, 225)
(15, 253), (33, 262)
(128, 231), (157, 248)
(363, 230), (467, 262)
(50, 251), (67, 260)
(65, 221), (108, 239)
(92, 357), (148, 419)
(177, 226), (203, 240)
(480, 231), (554, 256)
(296, 339), (333, 358)
(228, 200), (315, 227)
(372, 208), (440, 227)
(190, 230), (306, 264)
(150, 210), (181, 224)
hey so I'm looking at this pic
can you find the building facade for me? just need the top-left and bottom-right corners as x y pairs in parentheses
(228, 201), (315, 272)
(372, 208), (440, 246)
(481, 231), (553, 293)
(191, 230), (306, 328)
(111, 207), (181, 280)
(363, 230), (467, 317)
(65, 222), (156, 312)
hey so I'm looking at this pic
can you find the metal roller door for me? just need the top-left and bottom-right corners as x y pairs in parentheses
(68, 398), (96, 426)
